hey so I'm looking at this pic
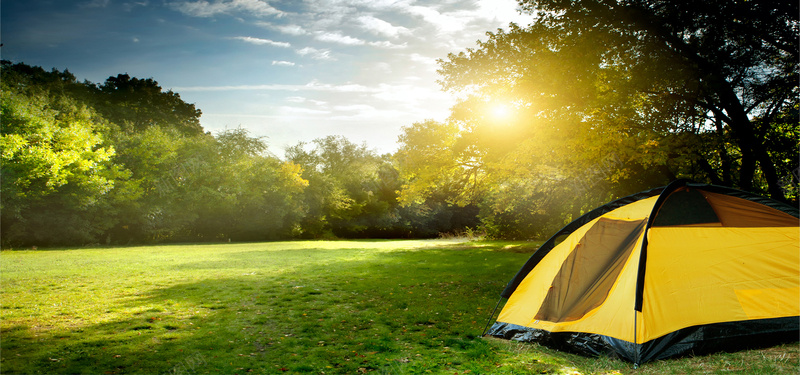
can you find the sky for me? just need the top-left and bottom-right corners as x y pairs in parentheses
(2, 0), (531, 155)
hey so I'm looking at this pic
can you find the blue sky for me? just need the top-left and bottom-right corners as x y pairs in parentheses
(2, 0), (530, 154)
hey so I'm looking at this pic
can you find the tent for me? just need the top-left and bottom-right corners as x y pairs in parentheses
(486, 180), (799, 365)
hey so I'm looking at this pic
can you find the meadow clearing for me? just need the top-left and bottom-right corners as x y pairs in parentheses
(1, 240), (797, 374)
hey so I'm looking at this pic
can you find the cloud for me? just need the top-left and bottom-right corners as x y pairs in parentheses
(171, 0), (283, 18)
(404, 5), (468, 33)
(173, 80), (378, 93)
(474, 0), (528, 24)
(279, 106), (331, 115)
(295, 47), (334, 60)
(357, 15), (410, 38)
(271, 60), (296, 66)
(373, 62), (392, 74)
(132, 37), (140, 43)
(314, 32), (364, 46)
(367, 40), (407, 49)
(409, 53), (435, 65)
(274, 24), (308, 36)
(333, 104), (376, 112)
(286, 96), (324, 104)
(232, 36), (291, 47)
(123, 1), (150, 11)
(372, 83), (450, 106)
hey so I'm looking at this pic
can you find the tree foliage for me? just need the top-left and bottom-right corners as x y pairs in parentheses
(438, 0), (798, 201)
(92, 74), (204, 135)
(0, 62), (311, 247)
(392, 0), (800, 238)
(1, 74), (126, 245)
(0, 61), (481, 247)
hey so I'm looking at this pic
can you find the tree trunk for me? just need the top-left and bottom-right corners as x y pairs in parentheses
(715, 80), (785, 200)
(713, 118), (733, 186)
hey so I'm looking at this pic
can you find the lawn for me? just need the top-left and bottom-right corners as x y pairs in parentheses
(1, 240), (797, 374)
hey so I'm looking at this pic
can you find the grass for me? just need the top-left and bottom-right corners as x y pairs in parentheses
(1, 239), (797, 374)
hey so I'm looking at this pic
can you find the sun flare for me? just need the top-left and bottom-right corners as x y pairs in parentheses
(488, 103), (514, 122)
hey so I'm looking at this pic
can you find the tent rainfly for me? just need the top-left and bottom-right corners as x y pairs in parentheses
(486, 180), (799, 365)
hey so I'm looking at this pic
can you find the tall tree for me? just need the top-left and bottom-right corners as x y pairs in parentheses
(395, 120), (478, 206)
(286, 136), (387, 237)
(92, 74), (203, 135)
(0, 73), (129, 246)
(438, 0), (798, 201)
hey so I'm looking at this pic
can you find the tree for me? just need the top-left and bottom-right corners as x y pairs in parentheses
(0, 73), (129, 246)
(396, 119), (488, 206)
(1, 61), (204, 136)
(285, 135), (472, 238)
(188, 128), (307, 241)
(438, 0), (798, 201)
(286, 136), (387, 238)
(108, 127), (307, 242)
(394, 120), (485, 236)
(92, 74), (203, 135)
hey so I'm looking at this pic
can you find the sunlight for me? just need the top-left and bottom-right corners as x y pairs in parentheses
(491, 103), (511, 120)
(485, 101), (517, 124)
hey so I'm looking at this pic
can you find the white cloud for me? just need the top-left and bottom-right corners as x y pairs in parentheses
(357, 15), (410, 38)
(274, 24), (308, 36)
(372, 83), (450, 106)
(314, 32), (364, 46)
(286, 96), (327, 106)
(123, 1), (150, 11)
(296, 47), (334, 60)
(405, 5), (468, 33)
(173, 80), (378, 93)
(132, 37), (140, 43)
(367, 40), (407, 49)
(301, 80), (377, 93)
(286, 96), (306, 103)
(373, 0), (528, 45)
(328, 107), (408, 122)
(171, 0), (284, 18)
(232, 36), (291, 47)
(373, 62), (392, 74)
(333, 104), (377, 112)
(474, 0), (528, 24)
(279, 106), (331, 115)
(409, 53), (436, 66)
(271, 60), (296, 66)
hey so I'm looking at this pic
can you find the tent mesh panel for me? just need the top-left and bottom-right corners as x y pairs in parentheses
(535, 218), (646, 322)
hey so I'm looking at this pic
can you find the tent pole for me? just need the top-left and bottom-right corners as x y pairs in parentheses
(634, 311), (639, 369)
(481, 297), (504, 336)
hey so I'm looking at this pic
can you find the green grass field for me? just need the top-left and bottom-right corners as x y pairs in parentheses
(1, 240), (797, 374)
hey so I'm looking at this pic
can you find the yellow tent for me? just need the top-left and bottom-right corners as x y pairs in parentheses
(487, 180), (799, 364)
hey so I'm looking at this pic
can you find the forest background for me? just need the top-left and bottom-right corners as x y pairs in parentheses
(2, 0), (797, 248)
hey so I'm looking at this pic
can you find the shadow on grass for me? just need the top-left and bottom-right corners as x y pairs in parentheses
(2, 242), (536, 374)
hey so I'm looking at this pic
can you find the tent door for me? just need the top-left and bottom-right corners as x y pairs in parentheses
(535, 218), (645, 322)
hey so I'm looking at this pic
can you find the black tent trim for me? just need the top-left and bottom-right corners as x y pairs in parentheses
(487, 316), (799, 363)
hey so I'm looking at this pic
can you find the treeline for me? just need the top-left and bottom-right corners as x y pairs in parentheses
(1, 61), (479, 247)
(4, 0), (798, 250)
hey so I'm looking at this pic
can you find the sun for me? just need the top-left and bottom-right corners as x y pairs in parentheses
(488, 103), (512, 121)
